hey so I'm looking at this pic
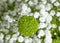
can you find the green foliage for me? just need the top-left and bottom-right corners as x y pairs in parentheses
(18, 16), (38, 36)
(52, 38), (60, 43)
(6, 0), (15, 11)
(51, 15), (60, 39)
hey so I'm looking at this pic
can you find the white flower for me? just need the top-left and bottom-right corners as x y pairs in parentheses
(28, 1), (34, 6)
(22, 4), (27, 11)
(24, 38), (33, 43)
(45, 30), (52, 37)
(5, 35), (11, 40)
(33, 0), (38, 5)
(9, 38), (15, 43)
(27, 7), (31, 13)
(18, 36), (24, 42)
(44, 37), (52, 43)
(15, 32), (20, 36)
(2, 29), (9, 34)
(44, 30), (52, 43)
(34, 12), (40, 18)
(39, 17), (46, 23)
(40, 9), (49, 18)
(40, 9), (45, 15)
(42, 0), (47, 4)
(39, 23), (47, 28)
(29, 38), (33, 43)
(51, 24), (57, 28)
(24, 38), (30, 43)
(58, 26), (60, 31)
(21, 4), (31, 15)
(4, 15), (15, 23)
(54, 32), (57, 35)
(45, 3), (52, 11)
(50, 0), (56, 3)
(0, 40), (4, 43)
(0, 33), (4, 40)
(9, 0), (15, 4)
(54, 2), (60, 6)
(25, 0), (28, 2)
(12, 34), (18, 40)
(33, 37), (41, 43)
(50, 10), (55, 16)
(56, 12), (60, 17)
(17, 0), (21, 2)
(46, 24), (52, 30)
(46, 15), (52, 23)
(39, 5), (45, 10)
(38, 30), (45, 38)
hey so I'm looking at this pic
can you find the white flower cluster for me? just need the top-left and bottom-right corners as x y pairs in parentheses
(0, 0), (60, 43)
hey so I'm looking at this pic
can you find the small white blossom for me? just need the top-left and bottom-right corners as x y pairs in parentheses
(33, 37), (41, 43)
(39, 23), (47, 28)
(46, 24), (52, 30)
(54, 33), (57, 35)
(5, 35), (11, 40)
(50, 0), (56, 3)
(58, 26), (60, 31)
(9, 0), (15, 4)
(34, 12), (40, 18)
(44, 30), (52, 43)
(17, 0), (21, 1)
(0, 40), (4, 43)
(18, 36), (24, 42)
(21, 4), (31, 15)
(45, 3), (52, 11)
(38, 30), (45, 38)
(39, 17), (46, 23)
(0, 33), (4, 40)
(4, 15), (15, 23)
(51, 24), (57, 28)
(54, 2), (60, 6)
(24, 38), (33, 43)
(39, 4), (45, 9)
(33, 0), (38, 5)
(46, 15), (52, 23)
(50, 10), (55, 16)
(9, 38), (16, 43)
(22, 4), (27, 11)
(28, 1), (34, 6)
(42, 0), (47, 4)
(56, 12), (60, 17)
(40, 9), (49, 18)
(12, 34), (18, 40)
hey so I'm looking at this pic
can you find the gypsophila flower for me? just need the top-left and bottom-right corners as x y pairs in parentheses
(46, 15), (52, 23)
(39, 23), (47, 28)
(39, 17), (46, 23)
(54, 2), (60, 6)
(18, 36), (24, 42)
(50, 0), (56, 3)
(56, 12), (60, 17)
(0, 33), (4, 40)
(34, 12), (40, 18)
(38, 30), (45, 38)
(50, 10), (55, 16)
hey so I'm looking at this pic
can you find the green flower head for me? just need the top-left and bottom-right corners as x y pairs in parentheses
(18, 16), (38, 36)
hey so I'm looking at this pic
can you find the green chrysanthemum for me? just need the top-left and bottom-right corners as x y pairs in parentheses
(18, 16), (38, 36)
